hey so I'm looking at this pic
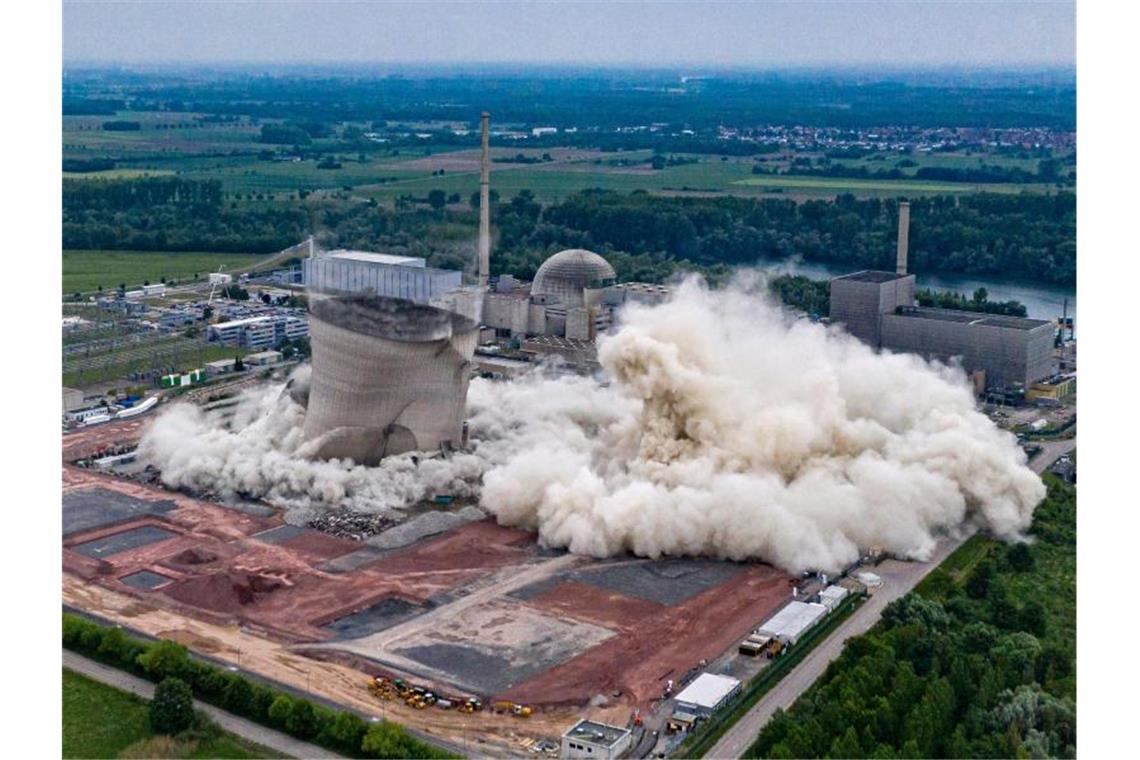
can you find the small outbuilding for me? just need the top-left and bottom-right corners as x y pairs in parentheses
(673, 673), (741, 717)
(560, 719), (632, 759)
(246, 350), (283, 366)
(818, 585), (850, 611)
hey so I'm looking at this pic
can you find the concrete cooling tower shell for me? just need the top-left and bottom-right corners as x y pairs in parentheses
(531, 249), (616, 307)
(302, 296), (478, 465)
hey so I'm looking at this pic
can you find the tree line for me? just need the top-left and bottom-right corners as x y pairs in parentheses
(62, 178), (1076, 288)
(747, 476), (1076, 759)
(63, 613), (455, 759)
(63, 177), (307, 252)
(495, 189), (1075, 286)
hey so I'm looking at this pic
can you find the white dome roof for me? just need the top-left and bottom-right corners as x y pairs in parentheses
(532, 249), (616, 306)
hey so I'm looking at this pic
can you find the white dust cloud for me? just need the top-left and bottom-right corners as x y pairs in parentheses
(137, 274), (1044, 573)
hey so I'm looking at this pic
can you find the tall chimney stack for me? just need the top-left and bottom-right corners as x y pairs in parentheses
(477, 111), (491, 288)
(896, 201), (911, 275)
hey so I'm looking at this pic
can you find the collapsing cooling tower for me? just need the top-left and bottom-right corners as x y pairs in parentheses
(301, 295), (478, 465)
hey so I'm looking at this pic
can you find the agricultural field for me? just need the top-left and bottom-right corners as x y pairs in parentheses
(731, 173), (1048, 195)
(63, 250), (269, 293)
(62, 669), (279, 759)
(63, 109), (1069, 203)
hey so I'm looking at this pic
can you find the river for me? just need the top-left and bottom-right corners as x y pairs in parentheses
(754, 259), (1076, 330)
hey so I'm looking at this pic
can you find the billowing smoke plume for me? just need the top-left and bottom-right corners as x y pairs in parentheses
(138, 274), (1044, 573)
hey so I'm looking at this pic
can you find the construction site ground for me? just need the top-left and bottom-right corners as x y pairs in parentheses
(62, 418), (795, 755)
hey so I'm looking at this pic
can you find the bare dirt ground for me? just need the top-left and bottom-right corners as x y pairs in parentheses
(63, 577), (573, 756)
(61, 410), (794, 750)
(500, 564), (791, 710)
(525, 580), (667, 632)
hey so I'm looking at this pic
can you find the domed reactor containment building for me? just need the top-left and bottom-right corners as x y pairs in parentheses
(298, 114), (491, 464)
(530, 249), (616, 307)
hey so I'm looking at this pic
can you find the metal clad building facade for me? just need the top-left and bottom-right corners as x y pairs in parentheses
(880, 308), (1055, 388)
(829, 271), (916, 347)
(831, 270), (1056, 390)
(303, 251), (461, 303)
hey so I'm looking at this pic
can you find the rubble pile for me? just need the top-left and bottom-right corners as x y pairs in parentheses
(307, 510), (400, 541)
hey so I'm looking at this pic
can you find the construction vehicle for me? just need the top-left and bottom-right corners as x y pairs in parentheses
(368, 676), (398, 701)
(491, 700), (532, 717)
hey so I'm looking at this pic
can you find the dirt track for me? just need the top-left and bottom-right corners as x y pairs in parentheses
(63, 576), (575, 755)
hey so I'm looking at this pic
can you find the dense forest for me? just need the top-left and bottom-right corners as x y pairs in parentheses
(491, 190), (1076, 286)
(63, 179), (1076, 287)
(63, 178), (307, 252)
(748, 476), (1076, 759)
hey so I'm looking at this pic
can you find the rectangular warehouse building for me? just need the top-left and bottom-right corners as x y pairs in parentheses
(756, 601), (829, 646)
(673, 673), (742, 717)
(830, 269), (1056, 391)
(303, 250), (461, 303)
(880, 307), (1055, 388)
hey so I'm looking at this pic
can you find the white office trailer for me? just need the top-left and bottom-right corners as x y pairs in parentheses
(818, 585), (850, 611)
(673, 673), (742, 717)
(246, 350), (283, 366)
(560, 720), (633, 759)
(756, 601), (830, 646)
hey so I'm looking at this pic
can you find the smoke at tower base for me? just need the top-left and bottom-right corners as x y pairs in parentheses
(137, 274), (1044, 574)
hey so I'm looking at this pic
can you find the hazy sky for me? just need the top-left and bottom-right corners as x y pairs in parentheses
(63, 1), (1075, 68)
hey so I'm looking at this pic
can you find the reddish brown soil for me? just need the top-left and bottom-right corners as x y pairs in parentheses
(499, 564), (793, 709)
(525, 580), (666, 633)
(278, 531), (359, 561)
(63, 466), (277, 541)
(63, 421), (795, 713)
(65, 472), (545, 642)
(362, 519), (536, 575)
(62, 417), (148, 460)
(165, 569), (292, 615)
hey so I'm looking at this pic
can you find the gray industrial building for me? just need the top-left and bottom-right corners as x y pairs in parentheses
(302, 250), (461, 303)
(880, 307), (1055, 388)
(829, 201), (1056, 391)
(829, 270), (916, 346)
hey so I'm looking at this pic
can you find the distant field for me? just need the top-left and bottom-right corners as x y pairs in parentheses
(732, 174), (1045, 194)
(62, 668), (278, 759)
(354, 156), (1056, 203)
(61, 109), (1071, 201)
(63, 168), (177, 180)
(63, 250), (268, 293)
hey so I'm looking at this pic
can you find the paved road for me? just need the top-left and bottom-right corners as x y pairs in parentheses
(705, 537), (967, 759)
(1028, 435), (1076, 474)
(64, 650), (342, 759)
(705, 433), (1076, 759)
